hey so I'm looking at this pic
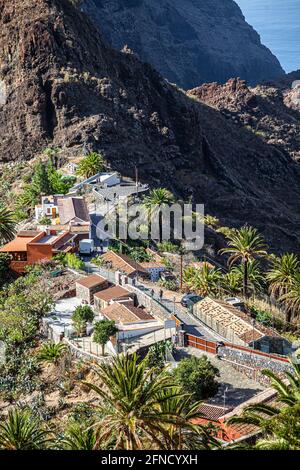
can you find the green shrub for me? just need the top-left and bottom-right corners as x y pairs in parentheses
(66, 253), (84, 271)
(38, 215), (52, 226)
(72, 305), (94, 337)
(173, 356), (220, 401)
(93, 320), (117, 356)
(157, 241), (180, 254)
(158, 279), (178, 291)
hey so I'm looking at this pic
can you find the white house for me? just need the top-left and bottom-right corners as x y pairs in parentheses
(35, 195), (63, 222)
(99, 301), (163, 340)
(98, 172), (121, 187)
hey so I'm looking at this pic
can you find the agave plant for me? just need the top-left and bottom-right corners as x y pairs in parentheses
(60, 422), (99, 450)
(0, 409), (51, 450)
(36, 341), (67, 365)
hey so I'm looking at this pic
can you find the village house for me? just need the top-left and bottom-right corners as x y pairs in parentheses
(58, 196), (90, 228)
(100, 301), (163, 341)
(69, 171), (121, 194)
(94, 285), (135, 311)
(75, 274), (109, 304)
(0, 229), (84, 274)
(193, 297), (291, 355)
(101, 251), (147, 280)
(35, 195), (63, 222)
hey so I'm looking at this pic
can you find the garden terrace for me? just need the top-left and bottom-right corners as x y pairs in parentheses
(193, 297), (291, 354)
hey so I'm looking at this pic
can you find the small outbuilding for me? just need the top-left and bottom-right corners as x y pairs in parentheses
(76, 274), (109, 304)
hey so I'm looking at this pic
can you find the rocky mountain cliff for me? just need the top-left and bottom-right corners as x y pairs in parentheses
(188, 78), (300, 161)
(80, 0), (284, 89)
(0, 0), (300, 254)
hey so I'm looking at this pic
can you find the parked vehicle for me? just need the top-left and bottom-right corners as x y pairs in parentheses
(180, 293), (203, 308)
(79, 239), (95, 255)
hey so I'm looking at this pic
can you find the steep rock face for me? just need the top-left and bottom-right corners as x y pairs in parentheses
(0, 0), (300, 254)
(188, 78), (300, 161)
(81, 0), (284, 89)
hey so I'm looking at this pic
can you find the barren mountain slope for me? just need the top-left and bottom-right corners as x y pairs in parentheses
(0, 0), (299, 253)
(188, 78), (300, 161)
(81, 0), (284, 89)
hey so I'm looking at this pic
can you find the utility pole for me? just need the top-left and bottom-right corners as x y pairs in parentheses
(180, 251), (183, 290)
(135, 165), (139, 197)
(223, 386), (229, 411)
(179, 246), (185, 291)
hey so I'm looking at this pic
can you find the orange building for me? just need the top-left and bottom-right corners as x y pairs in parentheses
(0, 229), (85, 274)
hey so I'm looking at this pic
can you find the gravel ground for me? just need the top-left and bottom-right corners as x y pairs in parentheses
(174, 347), (265, 407)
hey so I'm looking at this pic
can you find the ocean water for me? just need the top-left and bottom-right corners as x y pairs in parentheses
(236, 0), (300, 73)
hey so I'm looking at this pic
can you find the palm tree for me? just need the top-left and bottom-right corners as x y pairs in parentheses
(227, 359), (300, 450)
(142, 188), (174, 243)
(16, 184), (40, 212)
(157, 391), (220, 450)
(0, 207), (16, 244)
(183, 263), (222, 297)
(280, 271), (300, 321)
(220, 225), (267, 297)
(231, 259), (265, 295)
(0, 409), (51, 450)
(76, 152), (105, 178)
(83, 353), (197, 450)
(267, 253), (300, 297)
(267, 254), (300, 322)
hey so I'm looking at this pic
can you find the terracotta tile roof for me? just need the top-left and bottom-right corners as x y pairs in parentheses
(219, 387), (282, 441)
(193, 388), (282, 442)
(58, 197), (89, 225)
(101, 303), (141, 324)
(76, 274), (107, 289)
(101, 251), (146, 275)
(125, 302), (155, 321)
(102, 302), (154, 324)
(197, 403), (232, 421)
(94, 285), (131, 301)
(195, 297), (281, 345)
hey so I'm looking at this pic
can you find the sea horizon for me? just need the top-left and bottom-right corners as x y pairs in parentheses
(236, 0), (300, 73)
